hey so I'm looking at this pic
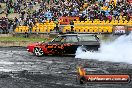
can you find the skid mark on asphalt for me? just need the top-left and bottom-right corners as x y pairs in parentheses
(0, 48), (132, 88)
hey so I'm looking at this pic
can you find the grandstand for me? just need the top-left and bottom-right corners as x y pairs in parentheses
(0, 0), (132, 34)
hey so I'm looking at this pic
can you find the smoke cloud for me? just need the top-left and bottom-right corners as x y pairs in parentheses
(75, 33), (132, 64)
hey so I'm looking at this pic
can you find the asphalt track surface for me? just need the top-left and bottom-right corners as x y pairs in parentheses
(0, 47), (132, 88)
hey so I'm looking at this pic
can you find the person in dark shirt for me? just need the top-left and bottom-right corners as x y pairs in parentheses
(54, 22), (59, 33)
(70, 20), (74, 33)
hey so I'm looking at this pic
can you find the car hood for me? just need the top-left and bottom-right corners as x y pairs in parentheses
(29, 42), (50, 46)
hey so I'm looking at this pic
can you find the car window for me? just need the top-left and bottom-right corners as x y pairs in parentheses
(66, 36), (78, 42)
(78, 36), (97, 42)
(53, 36), (66, 42)
(53, 36), (63, 42)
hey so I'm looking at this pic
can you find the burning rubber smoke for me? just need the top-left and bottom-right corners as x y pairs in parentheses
(75, 33), (132, 64)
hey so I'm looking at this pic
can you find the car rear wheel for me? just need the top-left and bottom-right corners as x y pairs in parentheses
(80, 46), (87, 52)
(34, 47), (44, 57)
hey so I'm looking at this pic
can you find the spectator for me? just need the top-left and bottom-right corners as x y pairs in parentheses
(0, 0), (131, 34)
(29, 22), (33, 33)
(70, 20), (74, 32)
(54, 22), (59, 33)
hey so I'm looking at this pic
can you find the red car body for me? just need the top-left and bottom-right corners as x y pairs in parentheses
(27, 41), (74, 56)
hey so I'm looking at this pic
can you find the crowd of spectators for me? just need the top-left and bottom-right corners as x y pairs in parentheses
(0, 0), (132, 34)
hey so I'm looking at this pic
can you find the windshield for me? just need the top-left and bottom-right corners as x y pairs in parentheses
(52, 36), (66, 42)
(52, 36), (79, 43)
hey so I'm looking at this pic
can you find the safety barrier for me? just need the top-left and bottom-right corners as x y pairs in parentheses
(15, 22), (56, 33)
(63, 25), (113, 33)
(14, 20), (132, 34)
(15, 26), (29, 33)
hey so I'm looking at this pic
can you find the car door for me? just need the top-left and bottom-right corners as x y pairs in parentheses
(63, 36), (79, 54)
(47, 36), (66, 54)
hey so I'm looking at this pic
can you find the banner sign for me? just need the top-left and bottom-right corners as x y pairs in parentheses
(113, 25), (127, 34)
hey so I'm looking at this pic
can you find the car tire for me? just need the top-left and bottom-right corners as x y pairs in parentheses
(33, 47), (44, 57)
(80, 46), (87, 52)
(89, 49), (94, 52)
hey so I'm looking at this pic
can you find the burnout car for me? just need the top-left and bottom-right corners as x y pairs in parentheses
(27, 34), (100, 56)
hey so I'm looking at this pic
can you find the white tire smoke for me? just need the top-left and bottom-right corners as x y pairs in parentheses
(75, 33), (132, 64)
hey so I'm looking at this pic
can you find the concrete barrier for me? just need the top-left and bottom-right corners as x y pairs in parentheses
(13, 33), (49, 38)
(0, 33), (52, 47)
(0, 34), (13, 37)
(0, 41), (31, 47)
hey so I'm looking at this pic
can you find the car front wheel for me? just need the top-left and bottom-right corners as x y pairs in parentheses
(33, 47), (44, 57)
